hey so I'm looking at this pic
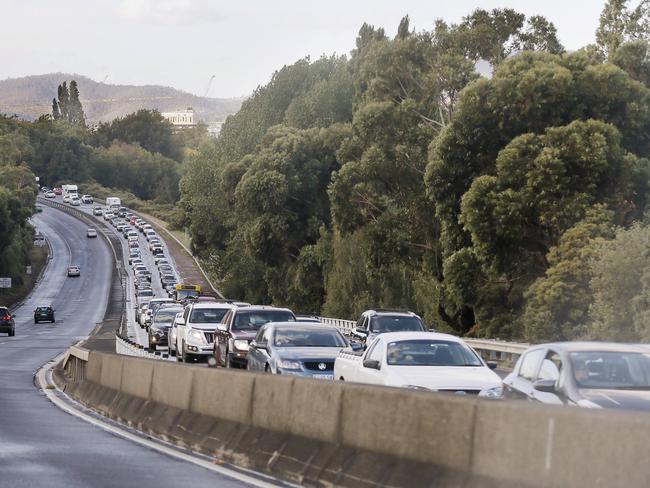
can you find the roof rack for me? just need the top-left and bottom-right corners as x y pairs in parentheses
(367, 308), (416, 315)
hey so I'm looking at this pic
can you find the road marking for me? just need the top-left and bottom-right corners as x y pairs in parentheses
(36, 353), (292, 488)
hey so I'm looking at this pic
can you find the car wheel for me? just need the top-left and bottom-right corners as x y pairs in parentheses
(52, 318), (55, 323)
(181, 341), (189, 363)
(265, 364), (271, 374)
(34, 319), (38, 324)
(9, 328), (15, 337)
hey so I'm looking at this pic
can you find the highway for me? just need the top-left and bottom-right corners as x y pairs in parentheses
(0, 205), (252, 488)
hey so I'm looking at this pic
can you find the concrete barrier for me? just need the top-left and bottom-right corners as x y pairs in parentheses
(59, 350), (650, 488)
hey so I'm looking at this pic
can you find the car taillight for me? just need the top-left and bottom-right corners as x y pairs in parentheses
(3, 315), (11, 321)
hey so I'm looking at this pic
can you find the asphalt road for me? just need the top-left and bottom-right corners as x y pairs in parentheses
(0, 205), (250, 488)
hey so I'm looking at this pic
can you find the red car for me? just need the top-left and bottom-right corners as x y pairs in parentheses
(53, 188), (63, 195)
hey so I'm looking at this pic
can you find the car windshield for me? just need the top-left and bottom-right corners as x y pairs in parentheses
(233, 310), (294, 330)
(154, 310), (182, 324)
(570, 351), (650, 389)
(273, 327), (347, 347)
(370, 316), (425, 333)
(190, 308), (229, 323)
(386, 340), (483, 367)
(138, 290), (153, 297)
(36, 307), (50, 312)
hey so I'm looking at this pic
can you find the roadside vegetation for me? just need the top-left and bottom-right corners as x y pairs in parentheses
(179, 2), (650, 342)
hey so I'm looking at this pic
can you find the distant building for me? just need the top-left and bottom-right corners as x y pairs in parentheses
(207, 121), (223, 137)
(161, 108), (195, 128)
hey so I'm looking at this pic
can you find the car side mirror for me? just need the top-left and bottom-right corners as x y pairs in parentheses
(363, 359), (380, 370)
(354, 328), (368, 337)
(350, 341), (363, 351)
(216, 324), (228, 333)
(176, 318), (185, 326)
(487, 361), (498, 370)
(534, 379), (557, 393)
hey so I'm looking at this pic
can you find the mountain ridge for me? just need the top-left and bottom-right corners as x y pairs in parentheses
(0, 73), (243, 124)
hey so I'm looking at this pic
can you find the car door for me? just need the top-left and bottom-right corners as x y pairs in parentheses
(178, 306), (191, 350)
(531, 349), (565, 405)
(505, 348), (546, 401)
(247, 326), (266, 371)
(358, 338), (385, 384)
(216, 311), (231, 363)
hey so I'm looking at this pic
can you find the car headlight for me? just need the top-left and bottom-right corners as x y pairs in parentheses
(277, 359), (301, 370)
(233, 339), (249, 351)
(187, 329), (206, 345)
(479, 386), (503, 399)
(405, 385), (431, 391)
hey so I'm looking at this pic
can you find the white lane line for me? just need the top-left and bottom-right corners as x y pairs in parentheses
(35, 353), (290, 488)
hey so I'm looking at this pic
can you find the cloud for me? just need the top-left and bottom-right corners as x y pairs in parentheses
(117, 0), (222, 24)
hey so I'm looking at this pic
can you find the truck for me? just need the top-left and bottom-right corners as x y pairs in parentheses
(61, 184), (78, 197)
(106, 197), (121, 208)
(333, 331), (503, 397)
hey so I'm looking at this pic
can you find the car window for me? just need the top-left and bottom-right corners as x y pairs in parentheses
(356, 316), (367, 331)
(369, 316), (424, 333)
(518, 349), (545, 381)
(368, 340), (383, 362)
(537, 351), (562, 382)
(233, 310), (295, 331)
(183, 307), (191, 322)
(189, 308), (229, 323)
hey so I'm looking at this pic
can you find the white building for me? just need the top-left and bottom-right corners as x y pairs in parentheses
(161, 108), (195, 127)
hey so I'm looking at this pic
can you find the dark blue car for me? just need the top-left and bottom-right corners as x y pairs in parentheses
(247, 322), (357, 379)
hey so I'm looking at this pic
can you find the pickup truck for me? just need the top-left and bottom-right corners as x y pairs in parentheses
(334, 331), (503, 398)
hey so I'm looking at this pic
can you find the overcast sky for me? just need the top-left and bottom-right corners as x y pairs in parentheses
(1, 0), (606, 99)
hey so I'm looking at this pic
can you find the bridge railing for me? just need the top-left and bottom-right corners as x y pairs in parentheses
(319, 316), (528, 367)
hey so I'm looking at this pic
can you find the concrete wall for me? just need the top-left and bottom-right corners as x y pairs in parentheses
(62, 351), (650, 488)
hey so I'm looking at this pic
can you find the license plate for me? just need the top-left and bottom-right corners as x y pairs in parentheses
(314, 374), (333, 380)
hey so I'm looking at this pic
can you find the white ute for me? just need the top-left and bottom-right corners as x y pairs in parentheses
(334, 331), (503, 398)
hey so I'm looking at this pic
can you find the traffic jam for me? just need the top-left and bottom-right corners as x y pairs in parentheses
(37, 184), (650, 414)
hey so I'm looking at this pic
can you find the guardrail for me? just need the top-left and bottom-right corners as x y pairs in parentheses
(319, 315), (527, 366)
(115, 333), (168, 360)
(62, 344), (90, 382)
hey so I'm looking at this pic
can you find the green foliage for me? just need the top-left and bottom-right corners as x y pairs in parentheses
(53, 80), (86, 127)
(588, 222), (650, 341)
(596, 0), (650, 57)
(89, 141), (180, 202)
(523, 207), (615, 342)
(94, 109), (181, 161)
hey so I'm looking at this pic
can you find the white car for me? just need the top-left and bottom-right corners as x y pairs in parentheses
(67, 265), (81, 277)
(168, 312), (184, 356)
(45, 191), (56, 198)
(81, 194), (93, 204)
(70, 197), (81, 206)
(334, 332), (503, 398)
(86, 228), (97, 238)
(174, 302), (235, 362)
(63, 194), (71, 203)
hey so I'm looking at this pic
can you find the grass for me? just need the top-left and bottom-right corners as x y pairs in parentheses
(0, 244), (49, 308)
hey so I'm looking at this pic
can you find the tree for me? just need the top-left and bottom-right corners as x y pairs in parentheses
(94, 109), (181, 161)
(596, 0), (650, 57)
(67, 80), (86, 128)
(522, 207), (615, 342)
(588, 223), (650, 341)
(52, 99), (61, 121)
(57, 82), (69, 120)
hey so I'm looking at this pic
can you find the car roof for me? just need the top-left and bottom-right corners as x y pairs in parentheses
(531, 342), (650, 354)
(268, 322), (340, 332)
(362, 309), (421, 318)
(373, 331), (464, 343)
(190, 302), (235, 310)
(233, 305), (293, 313)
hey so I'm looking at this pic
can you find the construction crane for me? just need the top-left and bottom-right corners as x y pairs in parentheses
(203, 75), (215, 97)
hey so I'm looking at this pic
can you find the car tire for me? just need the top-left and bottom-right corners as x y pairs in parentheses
(9, 328), (15, 337)
(34, 319), (38, 324)
(52, 318), (55, 323)
(265, 364), (271, 374)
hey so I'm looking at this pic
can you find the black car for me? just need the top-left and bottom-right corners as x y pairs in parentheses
(148, 305), (183, 351)
(34, 306), (55, 323)
(214, 305), (296, 368)
(0, 307), (15, 336)
(503, 342), (650, 412)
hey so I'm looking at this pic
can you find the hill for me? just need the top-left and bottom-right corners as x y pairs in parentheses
(0, 73), (243, 124)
